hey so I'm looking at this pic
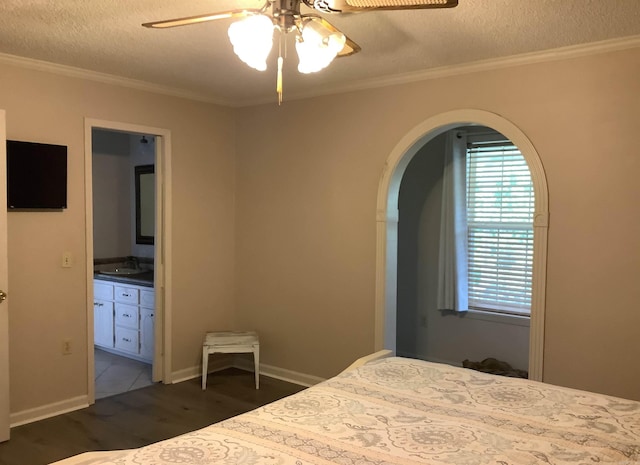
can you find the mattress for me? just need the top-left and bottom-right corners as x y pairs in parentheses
(53, 356), (640, 464)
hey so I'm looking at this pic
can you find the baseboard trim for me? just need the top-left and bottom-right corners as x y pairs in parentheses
(10, 395), (89, 428)
(10, 359), (322, 427)
(171, 357), (231, 384)
(233, 357), (325, 387)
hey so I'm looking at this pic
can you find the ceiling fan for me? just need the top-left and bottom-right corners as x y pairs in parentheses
(143, 0), (458, 103)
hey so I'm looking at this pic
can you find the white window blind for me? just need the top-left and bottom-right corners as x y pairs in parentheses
(466, 140), (534, 315)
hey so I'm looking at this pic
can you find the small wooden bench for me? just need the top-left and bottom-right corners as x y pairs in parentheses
(202, 331), (260, 389)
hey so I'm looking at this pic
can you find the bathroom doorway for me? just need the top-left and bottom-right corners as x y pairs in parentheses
(84, 119), (173, 403)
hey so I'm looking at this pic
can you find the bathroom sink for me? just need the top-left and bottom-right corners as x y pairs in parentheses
(100, 268), (147, 276)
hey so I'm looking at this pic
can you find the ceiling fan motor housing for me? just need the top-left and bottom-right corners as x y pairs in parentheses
(273, 0), (302, 31)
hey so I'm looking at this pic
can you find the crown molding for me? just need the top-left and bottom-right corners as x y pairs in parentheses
(0, 52), (235, 107)
(1, 34), (639, 108)
(238, 34), (640, 107)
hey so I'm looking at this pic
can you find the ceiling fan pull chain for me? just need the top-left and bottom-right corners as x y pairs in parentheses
(277, 56), (284, 105)
(277, 35), (284, 105)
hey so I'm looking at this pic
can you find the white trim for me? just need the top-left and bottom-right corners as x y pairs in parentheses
(0, 52), (234, 107)
(9, 396), (88, 428)
(375, 109), (549, 382)
(1, 36), (639, 107)
(0, 110), (8, 442)
(83, 122), (96, 404)
(235, 35), (640, 106)
(464, 310), (531, 327)
(172, 358), (232, 384)
(177, 357), (325, 388)
(10, 358), (342, 428)
(84, 118), (173, 402)
(234, 357), (325, 387)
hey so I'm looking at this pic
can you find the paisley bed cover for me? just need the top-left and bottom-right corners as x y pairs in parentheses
(62, 356), (640, 465)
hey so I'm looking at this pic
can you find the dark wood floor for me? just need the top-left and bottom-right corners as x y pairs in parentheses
(0, 368), (305, 465)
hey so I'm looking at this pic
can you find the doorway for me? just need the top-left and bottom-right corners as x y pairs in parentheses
(0, 110), (9, 441)
(84, 119), (173, 403)
(396, 126), (531, 371)
(92, 129), (155, 398)
(375, 109), (549, 381)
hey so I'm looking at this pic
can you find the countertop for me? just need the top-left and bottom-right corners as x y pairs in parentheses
(93, 270), (154, 287)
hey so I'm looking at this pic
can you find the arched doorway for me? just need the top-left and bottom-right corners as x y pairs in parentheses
(375, 110), (549, 380)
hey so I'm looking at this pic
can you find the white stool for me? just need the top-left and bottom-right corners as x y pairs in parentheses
(202, 331), (260, 390)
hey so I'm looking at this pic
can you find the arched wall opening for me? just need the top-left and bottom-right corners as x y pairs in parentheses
(375, 109), (549, 380)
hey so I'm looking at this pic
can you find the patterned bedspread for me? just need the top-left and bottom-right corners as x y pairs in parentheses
(62, 357), (640, 464)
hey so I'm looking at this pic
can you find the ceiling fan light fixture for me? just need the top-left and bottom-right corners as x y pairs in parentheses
(144, 0), (456, 103)
(296, 17), (346, 74)
(228, 14), (275, 71)
(347, 0), (450, 6)
(308, 0), (457, 12)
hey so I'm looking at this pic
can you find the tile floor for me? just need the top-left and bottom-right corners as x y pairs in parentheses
(94, 348), (153, 399)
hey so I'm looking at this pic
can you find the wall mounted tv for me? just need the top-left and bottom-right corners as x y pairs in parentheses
(6, 140), (68, 210)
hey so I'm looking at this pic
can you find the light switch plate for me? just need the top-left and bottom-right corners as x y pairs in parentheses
(62, 252), (72, 268)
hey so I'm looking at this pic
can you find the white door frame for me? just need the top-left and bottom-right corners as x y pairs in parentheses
(84, 118), (173, 402)
(0, 110), (9, 441)
(375, 109), (549, 381)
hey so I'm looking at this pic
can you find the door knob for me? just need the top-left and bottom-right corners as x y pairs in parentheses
(0, 290), (6, 303)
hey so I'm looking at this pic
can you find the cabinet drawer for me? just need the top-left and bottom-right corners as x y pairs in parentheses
(115, 303), (139, 330)
(114, 327), (139, 353)
(94, 281), (114, 300)
(140, 290), (155, 308)
(115, 286), (139, 305)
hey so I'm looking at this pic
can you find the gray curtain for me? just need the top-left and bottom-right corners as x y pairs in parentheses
(437, 131), (469, 312)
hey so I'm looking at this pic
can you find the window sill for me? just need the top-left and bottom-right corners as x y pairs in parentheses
(464, 309), (530, 327)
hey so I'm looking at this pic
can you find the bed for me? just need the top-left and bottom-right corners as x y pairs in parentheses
(52, 351), (640, 464)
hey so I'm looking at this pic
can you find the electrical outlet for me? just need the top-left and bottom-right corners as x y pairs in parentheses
(62, 252), (72, 268)
(62, 340), (72, 355)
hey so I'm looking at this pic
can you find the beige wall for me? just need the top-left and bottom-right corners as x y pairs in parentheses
(2, 62), (237, 413)
(2, 44), (639, 418)
(235, 48), (640, 400)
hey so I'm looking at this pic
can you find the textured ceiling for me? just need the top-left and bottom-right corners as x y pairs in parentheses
(0, 0), (639, 106)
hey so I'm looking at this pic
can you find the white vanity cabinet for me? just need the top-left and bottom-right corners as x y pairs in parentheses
(93, 278), (154, 363)
(140, 306), (155, 360)
(94, 282), (115, 348)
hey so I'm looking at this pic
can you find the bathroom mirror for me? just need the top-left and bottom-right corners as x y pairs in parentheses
(135, 164), (155, 245)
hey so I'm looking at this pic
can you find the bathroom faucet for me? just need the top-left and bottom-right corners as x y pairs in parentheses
(125, 256), (139, 270)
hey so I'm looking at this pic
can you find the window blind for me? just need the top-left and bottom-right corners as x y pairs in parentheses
(466, 141), (534, 315)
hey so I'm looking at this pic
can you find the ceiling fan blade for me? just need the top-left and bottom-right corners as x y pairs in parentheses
(310, 0), (457, 13)
(142, 9), (263, 29)
(306, 15), (361, 57)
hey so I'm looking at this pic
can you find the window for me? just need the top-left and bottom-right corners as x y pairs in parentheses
(465, 138), (534, 316)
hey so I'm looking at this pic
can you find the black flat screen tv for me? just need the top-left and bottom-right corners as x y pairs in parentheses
(6, 140), (68, 210)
